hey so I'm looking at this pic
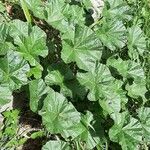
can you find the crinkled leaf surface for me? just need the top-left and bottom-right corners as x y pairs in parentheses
(104, 0), (132, 20)
(0, 23), (14, 55)
(107, 58), (145, 80)
(10, 20), (48, 77)
(126, 80), (147, 102)
(42, 0), (69, 32)
(0, 50), (30, 90)
(29, 79), (50, 112)
(77, 62), (115, 101)
(127, 25), (146, 59)
(62, 111), (105, 149)
(42, 140), (71, 150)
(62, 4), (85, 25)
(0, 84), (13, 108)
(138, 107), (150, 142)
(39, 88), (81, 133)
(109, 112), (143, 150)
(61, 25), (102, 71)
(100, 80), (127, 114)
(96, 19), (126, 51)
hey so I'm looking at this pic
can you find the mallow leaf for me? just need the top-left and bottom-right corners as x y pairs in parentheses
(42, 140), (71, 150)
(77, 62), (115, 101)
(43, 0), (69, 32)
(62, 111), (105, 150)
(127, 25), (146, 59)
(0, 84), (13, 108)
(126, 80), (147, 103)
(109, 112), (143, 150)
(61, 25), (102, 71)
(62, 4), (85, 25)
(29, 79), (50, 113)
(0, 23), (14, 55)
(138, 107), (150, 142)
(100, 80), (127, 115)
(10, 19), (48, 77)
(107, 58), (145, 80)
(96, 18), (126, 51)
(45, 63), (86, 99)
(104, 0), (132, 21)
(25, 0), (45, 19)
(39, 88), (81, 134)
(0, 50), (30, 90)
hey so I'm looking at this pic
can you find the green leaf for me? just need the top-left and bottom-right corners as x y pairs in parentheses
(42, 140), (71, 150)
(45, 63), (86, 99)
(62, 111), (105, 149)
(77, 62), (115, 101)
(126, 80), (147, 102)
(10, 20), (48, 77)
(127, 25), (146, 59)
(100, 80), (127, 115)
(62, 4), (85, 25)
(43, 0), (69, 32)
(61, 25), (102, 71)
(29, 79), (50, 112)
(104, 0), (132, 21)
(0, 23), (14, 55)
(0, 84), (13, 108)
(0, 50), (30, 90)
(109, 112), (143, 150)
(138, 107), (150, 142)
(39, 88), (81, 134)
(107, 58), (145, 80)
(96, 18), (126, 51)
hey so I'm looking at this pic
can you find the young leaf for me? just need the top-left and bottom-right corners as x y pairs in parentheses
(10, 20), (48, 77)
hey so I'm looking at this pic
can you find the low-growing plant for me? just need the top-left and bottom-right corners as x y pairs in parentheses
(0, 0), (150, 149)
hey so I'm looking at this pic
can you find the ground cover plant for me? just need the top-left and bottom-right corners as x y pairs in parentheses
(0, 0), (150, 149)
